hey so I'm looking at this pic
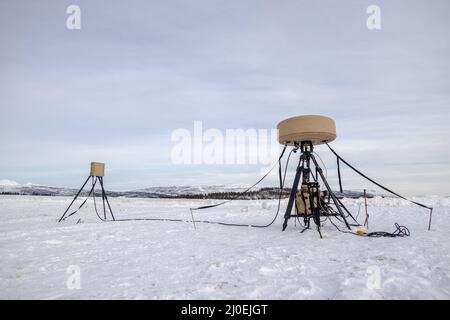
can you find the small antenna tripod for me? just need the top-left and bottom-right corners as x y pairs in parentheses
(58, 162), (115, 222)
(282, 141), (355, 237)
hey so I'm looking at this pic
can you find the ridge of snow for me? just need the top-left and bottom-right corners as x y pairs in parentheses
(0, 180), (20, 187)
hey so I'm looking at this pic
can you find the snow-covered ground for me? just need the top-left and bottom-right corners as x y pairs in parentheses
(0, 194), (449, 299)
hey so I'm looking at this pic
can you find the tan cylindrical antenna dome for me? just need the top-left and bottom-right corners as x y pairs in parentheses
(277, 115), (336, 146)
(90, 162), (105, 177)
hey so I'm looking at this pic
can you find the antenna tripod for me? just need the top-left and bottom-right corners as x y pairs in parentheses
(58, 163), (115, 222)
(282, 141), (355, 237)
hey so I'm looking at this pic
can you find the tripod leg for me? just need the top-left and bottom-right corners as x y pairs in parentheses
(335, 197), (360, 225)
(308, 184), (321, 227)
(428, 208), (433, 231)
(300, 225), (309, 233)
(99, 177), (115, 221)
(64, 177), (98, 221)
(309, 185), (322, 237)
(310, 154), (351, 230)
(58, 176), (91, 222)
(282, 156), (304, 231)
(317, 225), (323, 239)
(100, 177), (107, 220)
(337, 157), (343, 193)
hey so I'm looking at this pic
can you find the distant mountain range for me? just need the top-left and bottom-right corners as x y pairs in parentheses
(0, 179), (375, 200)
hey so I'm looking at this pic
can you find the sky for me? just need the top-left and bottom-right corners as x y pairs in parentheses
(0, 0), (449, 195)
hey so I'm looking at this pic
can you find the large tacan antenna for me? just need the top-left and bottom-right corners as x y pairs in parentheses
(277, 115), (358, 237)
